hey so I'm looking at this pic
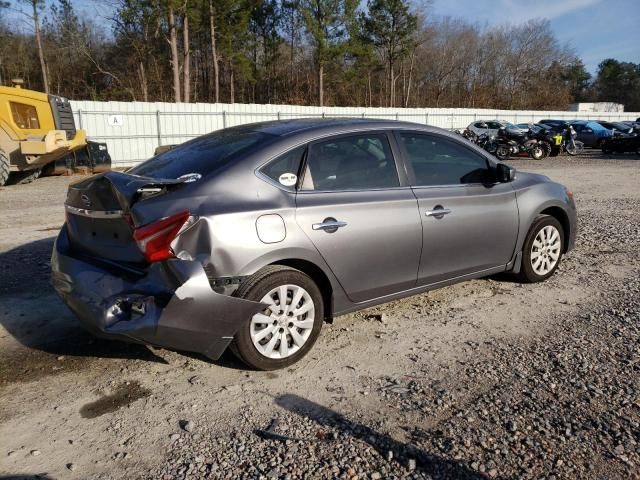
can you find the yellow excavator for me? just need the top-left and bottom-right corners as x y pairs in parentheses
(0, 79), (110, 186)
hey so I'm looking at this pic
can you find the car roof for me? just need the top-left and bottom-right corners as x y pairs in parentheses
(223, 117), (407, 137)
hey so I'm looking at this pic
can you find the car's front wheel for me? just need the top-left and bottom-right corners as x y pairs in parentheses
(518, 215), (565, 283)
(231, 266), (324, 370)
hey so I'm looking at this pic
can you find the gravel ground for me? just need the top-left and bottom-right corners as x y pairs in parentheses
(0, 152), (638, 480)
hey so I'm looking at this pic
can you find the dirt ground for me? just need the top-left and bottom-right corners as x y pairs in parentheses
(0, 152), (638, 480)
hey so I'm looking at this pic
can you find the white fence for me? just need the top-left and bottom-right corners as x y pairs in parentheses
(69, 100), (640, 167)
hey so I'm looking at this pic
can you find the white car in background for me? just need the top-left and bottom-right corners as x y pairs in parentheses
(467, 120), (528, 137)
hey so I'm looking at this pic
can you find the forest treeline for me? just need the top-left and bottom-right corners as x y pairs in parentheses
(1, 0), (639, 110)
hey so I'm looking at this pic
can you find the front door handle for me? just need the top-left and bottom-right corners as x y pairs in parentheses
(425, 206), (452, 218)
(312, 217), (347, 233)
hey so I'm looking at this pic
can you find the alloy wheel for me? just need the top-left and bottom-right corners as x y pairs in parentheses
(250, 284), (315, 359)
(530, 225), (561, 275)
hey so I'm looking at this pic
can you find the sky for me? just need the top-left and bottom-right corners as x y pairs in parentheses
(431, 0), (640, 74)
(3, 0), (639, 75)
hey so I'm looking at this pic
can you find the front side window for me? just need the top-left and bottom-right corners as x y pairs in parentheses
(301, 133), (399, 191)
(10, 102), (40, 129)
(398, 132), (494, 186)
(260, 145), (306, 191)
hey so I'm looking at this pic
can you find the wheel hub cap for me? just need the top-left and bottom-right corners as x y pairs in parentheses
(250, 284), (315, 360)
(530, 225), (561, 275)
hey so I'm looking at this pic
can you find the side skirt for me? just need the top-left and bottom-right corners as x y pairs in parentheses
(332, 264), (509, 317)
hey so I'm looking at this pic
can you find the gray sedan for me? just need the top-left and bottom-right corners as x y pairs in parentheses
(52, 119), (577, 370)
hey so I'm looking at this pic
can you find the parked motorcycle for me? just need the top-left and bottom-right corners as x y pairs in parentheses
(552, 123), (584, 156)
(476, 132), (498, 154)
(494, 127), (545, 160)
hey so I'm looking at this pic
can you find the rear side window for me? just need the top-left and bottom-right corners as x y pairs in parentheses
(399, 132), (493, 186)
(301, 133), (399, 191)
(10, 102), (40, 129)
(260, 146), (306, 190)
(130, 129), (273, 179)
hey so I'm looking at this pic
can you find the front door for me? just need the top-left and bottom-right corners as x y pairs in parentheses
(395, 131), (519, 285)
(295, 132), (422, 303)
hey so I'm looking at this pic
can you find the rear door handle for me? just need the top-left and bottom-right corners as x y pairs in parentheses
(425, 207), (452, 217)
(312, 218), (347, 233)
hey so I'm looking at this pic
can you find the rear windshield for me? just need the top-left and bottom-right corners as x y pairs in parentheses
(129, 129), (273, 179)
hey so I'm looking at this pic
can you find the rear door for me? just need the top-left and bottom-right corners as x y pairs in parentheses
(395, 131), (519, 285)
(294, 132), (422, 303)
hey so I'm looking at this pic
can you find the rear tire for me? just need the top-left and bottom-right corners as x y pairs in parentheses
(517, 215), (565, 283)
(529, 145), (544, 160)
(231, 265), (324, 370)
(0, 149), (9, 187)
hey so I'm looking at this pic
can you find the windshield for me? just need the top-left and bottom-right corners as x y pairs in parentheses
(608, 122), (630, 130)
(129, 129), (274, 179)
(586, 122), (608, 131)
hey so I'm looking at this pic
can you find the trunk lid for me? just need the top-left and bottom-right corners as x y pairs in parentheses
(64, 171), (188, 263)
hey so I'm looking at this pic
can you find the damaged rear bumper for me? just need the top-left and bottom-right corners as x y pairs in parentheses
(51, 226), (265, 360)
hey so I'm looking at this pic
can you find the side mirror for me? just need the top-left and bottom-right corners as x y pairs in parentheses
(496, 162), (515, 183)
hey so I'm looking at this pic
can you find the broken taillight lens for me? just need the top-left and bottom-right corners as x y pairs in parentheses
(133, 211), (190, 263)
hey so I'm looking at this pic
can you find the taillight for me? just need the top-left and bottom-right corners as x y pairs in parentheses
(133, 211), (190, 262)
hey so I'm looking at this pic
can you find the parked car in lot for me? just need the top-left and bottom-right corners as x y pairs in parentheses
(601, 133), (640, 155)
(52, 119), (577, 370)
(467, 120), (527, 137)
(621, 121), (640, 134)
(594, 121), (634, 136)
(569, 120), (614, 148)
(539, 119), (569, 129)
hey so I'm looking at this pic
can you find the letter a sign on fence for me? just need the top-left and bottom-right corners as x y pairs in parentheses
(108, 114), (124, 127)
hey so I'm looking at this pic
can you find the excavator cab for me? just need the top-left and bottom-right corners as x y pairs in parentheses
(0, 79), (109, 186)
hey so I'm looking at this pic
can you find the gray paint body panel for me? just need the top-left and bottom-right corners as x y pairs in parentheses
(52, 119), (577, 359)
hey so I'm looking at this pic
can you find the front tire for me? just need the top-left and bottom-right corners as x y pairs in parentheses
(566, 141), (584, 156)
(0, 149), (9, 187)
(231, 266), (324, 370)
(517, 215), (565, 283)
(495, 145), (510, 160)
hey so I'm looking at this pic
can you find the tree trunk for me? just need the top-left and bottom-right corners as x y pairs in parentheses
(209, 0), (219, 103)
(32, 0), (49, 94)
(389, 63), (395, 108)
(405, 53), (415, 108)
(318, 62), (323, 107)
(182, 6), (190, 103)
(230, 65), (235, 103)
(168, 5), (181, 102)
(139, 61), (148, 102)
